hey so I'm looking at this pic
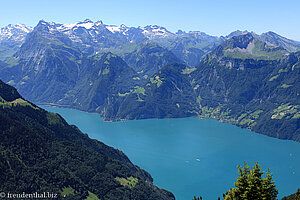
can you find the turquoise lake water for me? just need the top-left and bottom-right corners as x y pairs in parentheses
(42, 106), (300, 200)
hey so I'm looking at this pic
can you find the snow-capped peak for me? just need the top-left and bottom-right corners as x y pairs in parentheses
(105, 25), (122, 33)
(1, 24), (33, 33)
(13, 24), (32, 33)
(0, 24), (33, 42)
(55, 19), (104, 32)
(140, 25), (174, 38)
(105, 24), (130, 35)
(76, 21), (95, 29)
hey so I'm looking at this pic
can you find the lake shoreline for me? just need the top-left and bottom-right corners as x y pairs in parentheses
(42, 106), (300, 200)
(40, 103), (300, 143)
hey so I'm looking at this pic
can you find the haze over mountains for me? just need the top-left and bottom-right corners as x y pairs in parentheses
(0, 19), (300, 143)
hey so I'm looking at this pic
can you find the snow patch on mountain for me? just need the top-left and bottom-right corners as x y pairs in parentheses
(0, 24), (33, 43)
(106, 25), (122, 33)
(105, 24), (174, 39)
(55, 19), (103, 32)
(140, 25), (174, 38)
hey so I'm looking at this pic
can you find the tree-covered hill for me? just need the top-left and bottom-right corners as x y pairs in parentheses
(103, 63), (199, 120)
(0, 80), (175, 200)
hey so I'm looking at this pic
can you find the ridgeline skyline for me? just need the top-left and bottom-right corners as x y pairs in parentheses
(0, 0), (299, 41)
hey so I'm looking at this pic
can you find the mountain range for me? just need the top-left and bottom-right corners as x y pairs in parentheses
(1, 19), (299, 65)
(0, 19), (300, 143)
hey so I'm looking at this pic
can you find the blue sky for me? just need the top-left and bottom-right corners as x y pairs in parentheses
(1, 0), (299, 41)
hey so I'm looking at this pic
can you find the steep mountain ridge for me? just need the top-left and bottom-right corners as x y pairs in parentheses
(226, 30), (300, 53)
(211, 33), (288, 61)
(260, 31), (300, 52)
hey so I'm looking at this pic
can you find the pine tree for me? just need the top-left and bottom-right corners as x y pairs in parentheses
(223, 162), (278, 200)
